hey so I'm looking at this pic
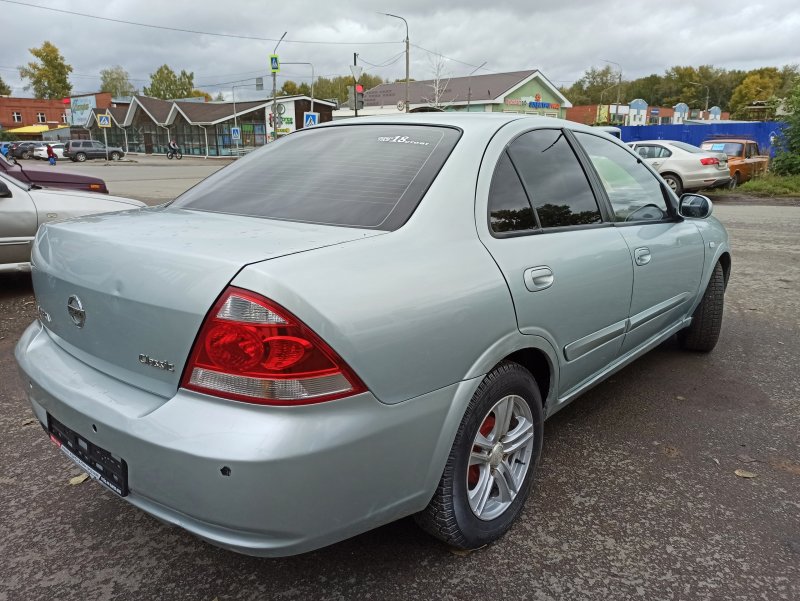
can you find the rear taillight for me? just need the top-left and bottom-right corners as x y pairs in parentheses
(181, 287), (366, 405)
(700, 157), (719, 165)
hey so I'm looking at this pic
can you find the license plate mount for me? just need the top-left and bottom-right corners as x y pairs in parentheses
(47, 414), (128, 497)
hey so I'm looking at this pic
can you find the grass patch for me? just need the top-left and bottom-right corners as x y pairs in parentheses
(713, 174), (800, 197)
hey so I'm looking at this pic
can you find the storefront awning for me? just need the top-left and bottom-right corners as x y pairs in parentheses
(5, 124), (52, 134)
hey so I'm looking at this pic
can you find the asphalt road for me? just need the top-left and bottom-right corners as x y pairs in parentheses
(1, 181), (798, 600)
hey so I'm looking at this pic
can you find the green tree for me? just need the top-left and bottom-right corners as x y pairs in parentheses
(280, 80), (299, 95)
(100, 66), (136, 97)
(143, 65), (194, 99)
(729, 68), (783, 117)
(190, 89), (212, 101)
(214, 91), (224, 101)
(18, 41), (72, 99)
(772, 77), (800, 175)
(562, 66), (621, 106)
(0, 75), (10, 95)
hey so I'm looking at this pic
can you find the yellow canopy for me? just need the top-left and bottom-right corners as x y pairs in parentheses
(5, 124), (52, 134)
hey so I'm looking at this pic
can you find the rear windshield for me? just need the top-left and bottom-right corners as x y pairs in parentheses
(668, 141), (704, 153)
(173, 124), (461, 230)
(701, 142), (743, 156)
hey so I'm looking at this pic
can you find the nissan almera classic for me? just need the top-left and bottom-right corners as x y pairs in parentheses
(15, 114), (730, 557)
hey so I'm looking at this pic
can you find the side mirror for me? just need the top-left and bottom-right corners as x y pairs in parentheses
(679, 194), (713, 219)
(0, 181), (12, 198)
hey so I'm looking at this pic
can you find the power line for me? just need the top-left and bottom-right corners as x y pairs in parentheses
(410, 44), (493, 73)
(0, 0), (402, 46)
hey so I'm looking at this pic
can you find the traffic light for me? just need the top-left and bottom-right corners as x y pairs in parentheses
(356, 84), (364, 110)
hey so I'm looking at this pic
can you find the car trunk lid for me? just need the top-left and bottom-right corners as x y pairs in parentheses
(31, 206), (383, 398)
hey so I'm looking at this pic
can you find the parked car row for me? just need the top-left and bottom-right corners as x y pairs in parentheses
(2, 140), (125, 162)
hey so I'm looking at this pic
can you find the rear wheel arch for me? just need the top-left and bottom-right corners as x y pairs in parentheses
(502, 348), (553, 409)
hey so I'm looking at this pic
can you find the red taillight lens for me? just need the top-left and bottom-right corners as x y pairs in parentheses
(181, 287), (366, 405)
(700, 157), (719, 165)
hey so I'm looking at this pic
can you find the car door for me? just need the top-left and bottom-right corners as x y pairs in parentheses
(91, 141), (106, 158)
(0, 176), (38, 265)
(573, 132), (705, 355)
(477, 127), (634, 398)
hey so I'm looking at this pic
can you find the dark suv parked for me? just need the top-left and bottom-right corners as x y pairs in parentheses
(9, 142), (45, 160)
(64, 140), (125, 162)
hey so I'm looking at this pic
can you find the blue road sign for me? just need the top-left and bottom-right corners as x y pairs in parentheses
(231, 126), (241, 140)
(303, 112), (319, 128)
(97, 114), (111, 128)
(270, 54), (280, 73)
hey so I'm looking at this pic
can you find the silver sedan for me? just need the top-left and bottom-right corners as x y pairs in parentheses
(628, 139), (731, 195)
(0, 172), (144, 272)
(15, 114), (730, 557)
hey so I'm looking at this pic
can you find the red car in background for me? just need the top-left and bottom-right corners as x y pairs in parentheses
(0, 151), (109, 193)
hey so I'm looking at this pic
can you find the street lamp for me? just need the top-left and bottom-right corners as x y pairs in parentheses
(380, 13), (409, 113)
(688, 81), (710, 116)
(272, 31), (287, 142)
(282, 62), (315, 113)
(599, 83), (619, 123)
(601, 58), (623, 105)
(467, 61), (487, 110)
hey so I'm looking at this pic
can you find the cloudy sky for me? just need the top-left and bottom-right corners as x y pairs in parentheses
(1, 0), (799, 100)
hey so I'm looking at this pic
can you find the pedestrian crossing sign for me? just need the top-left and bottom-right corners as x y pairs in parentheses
(270, 54), (280, 73)
(303, 112), (319, 128)
(97, 114), (111, 128)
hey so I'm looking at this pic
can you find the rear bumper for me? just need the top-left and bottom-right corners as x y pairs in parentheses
(685, 174), (731, 191)
(15, 321), (468, 556)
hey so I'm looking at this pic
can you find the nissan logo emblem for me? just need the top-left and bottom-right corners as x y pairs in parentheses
(67, 295), (86, 328)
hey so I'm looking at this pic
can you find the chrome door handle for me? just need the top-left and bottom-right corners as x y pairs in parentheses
(524, 266), (554, 292)
(634, 247), (651, 266)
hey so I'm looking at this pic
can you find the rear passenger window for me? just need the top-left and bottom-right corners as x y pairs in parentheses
(488, 152), (536, 233)
(507, 129), (602, 228)
(574, 132), (669, 223)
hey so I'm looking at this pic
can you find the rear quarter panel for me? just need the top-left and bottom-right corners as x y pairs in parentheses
(231, 125), (522, 405)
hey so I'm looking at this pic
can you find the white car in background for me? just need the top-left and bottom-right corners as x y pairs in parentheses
(33, 143), (65, 161)
(628, 140), (731, 195)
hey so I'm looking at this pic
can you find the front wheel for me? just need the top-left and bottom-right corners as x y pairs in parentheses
(679, 262), (725, 352)
(175, 151), (182, 160)
(728, 173), (740, 189)
(109, 152), (121, 161)
(415, 361), (544, 549)
(75, 152), (87, 162)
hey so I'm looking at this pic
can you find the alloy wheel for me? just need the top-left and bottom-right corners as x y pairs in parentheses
(467, 394), (535, 521)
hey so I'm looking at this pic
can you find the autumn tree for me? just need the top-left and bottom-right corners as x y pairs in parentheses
(100, 66), (136, 97)
(0, 75), (10, 96)
(143, 65), (194, 99)
(280, 80), (299, 95)
(190, 89), (212, 101)
(729, 68), (783, 117)
(18, 41), (72, 99)
(562, 66), (620, 105)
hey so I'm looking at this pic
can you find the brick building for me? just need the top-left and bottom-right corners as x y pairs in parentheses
(0, 92), (113, 133)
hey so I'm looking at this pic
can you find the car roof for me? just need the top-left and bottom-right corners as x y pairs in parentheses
(703, 138), (752, 143)
(317, 112), (602, 135)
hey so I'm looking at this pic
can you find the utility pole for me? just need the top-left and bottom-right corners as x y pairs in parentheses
(689, 81), (710, 117)
(381, 13), (409, 113)
(601, 58), (623, 110)
(467, 61), (487, 111)
(271, 31), (287, 143)
(354, 53), (359, 118)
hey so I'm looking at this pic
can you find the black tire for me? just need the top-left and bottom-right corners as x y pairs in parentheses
(728, 173), (740, 189)
(176, 152), (182, 160)
(415, 361), (544, 550)
(21, 151), (31, 160)
(75, 152), (87, 162)
(110, 152), (121, 161)
(167, 152), (173, 160)
(679, 262), (725, 352)
(662, 173), (683, 196)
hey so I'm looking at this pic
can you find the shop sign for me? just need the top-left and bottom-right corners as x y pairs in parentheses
(504, 96), (561, 110)
(650, 108), (660, 115)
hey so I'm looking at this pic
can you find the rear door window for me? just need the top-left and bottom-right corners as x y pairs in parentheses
(507, 129), (602, 228)
(488, 152), (536, 233)
(173, 125), (461, 230)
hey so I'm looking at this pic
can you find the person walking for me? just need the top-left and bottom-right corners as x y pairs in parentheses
(46, 143), (57, 166)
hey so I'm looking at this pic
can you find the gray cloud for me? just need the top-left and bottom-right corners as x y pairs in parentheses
(1, 0), (798, 98)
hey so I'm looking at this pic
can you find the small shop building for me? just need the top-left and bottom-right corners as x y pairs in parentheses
(335, 70), (571, 119)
